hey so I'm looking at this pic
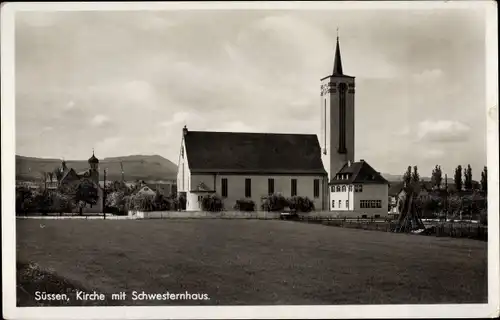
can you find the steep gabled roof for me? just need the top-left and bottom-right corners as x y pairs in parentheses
(330, 160), (388, 185)
(190, 181), (214, 193)
(389, 181), (405, 196)
(60, 168), (79, 184)
(184, 130), (327, 175)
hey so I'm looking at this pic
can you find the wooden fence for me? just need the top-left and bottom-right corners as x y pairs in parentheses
(295, 216), (487, 241)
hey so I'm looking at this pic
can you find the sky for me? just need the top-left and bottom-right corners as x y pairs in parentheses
(14, 6), (488, 178)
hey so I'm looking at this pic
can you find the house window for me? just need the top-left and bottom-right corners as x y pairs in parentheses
(291, 179), (297, 197)
(221, 178), (228, 198)
(331, 186), (335, 192)
(313, 179), (320, 198)
(355, 184), (363, 192)
(346, 200), (349, 208)
(341, 185), (346, 192)
(268, 178), (275, 195)
(336, 186), (341, 192)
(349, 185), (353, 192)
(332, 200), (335, 208)
(339, 200), (342, 208)
(198, 195), (203, 202)
(245, 178), (251, 198)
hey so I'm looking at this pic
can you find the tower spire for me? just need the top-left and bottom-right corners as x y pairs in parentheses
(333, 30), (344, 75)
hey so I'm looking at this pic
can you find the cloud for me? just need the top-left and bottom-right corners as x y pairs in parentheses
(90, 114), (110, 127)
(95, 137), (122, 156)
(422, 149), (445, 159)
(392, 125), (410, 136)
(412, 69), (444, 84)
(417, 120), (471, 143)
(159, 111), (204, 129)
(64, 100), (76, 111)
(85, 80), (158, 110)
(214, 121), (259, 133)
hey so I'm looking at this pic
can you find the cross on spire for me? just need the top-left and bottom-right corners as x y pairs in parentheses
(333, 29), (344, 75)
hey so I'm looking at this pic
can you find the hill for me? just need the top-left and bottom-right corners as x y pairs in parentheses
(16, 155), (178, 182)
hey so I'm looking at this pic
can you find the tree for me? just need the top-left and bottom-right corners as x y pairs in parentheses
(481, 166), (488, 194)
(411, 166), (420, 185)
(50, 191), (74, 214)
(403, 166), (412, 186)
(454, 165), (463, 192)
(106, 191), (127, 214)
(447, 194), (462, 218)
(431, 165), (443, 190)
(66, 180), (99, 215)
(16, 186), (34, 215)
(53, 166), (63, 181)
(464, 164), (473, 191)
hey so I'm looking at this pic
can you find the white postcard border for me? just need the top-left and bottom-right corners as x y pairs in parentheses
(2, 1), (498, 319)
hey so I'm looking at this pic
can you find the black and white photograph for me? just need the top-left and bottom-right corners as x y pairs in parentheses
(2, 1), (498, 319)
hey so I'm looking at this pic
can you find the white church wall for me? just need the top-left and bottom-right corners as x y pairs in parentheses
(176, 139), (191, 193)
(185, 174), (326, 211)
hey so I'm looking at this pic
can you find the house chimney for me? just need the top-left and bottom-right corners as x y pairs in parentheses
(183, 125), (188, 136)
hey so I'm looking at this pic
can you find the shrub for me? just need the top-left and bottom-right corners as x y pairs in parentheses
(16, 186), (35, 215)
(178, 193), (187, 211)
(153, 193), (176, 211)
(32, 190), (53, 215)
(201, 194), (224, 212)
(128, 193), (155, 211)
(105, 191), (128, 214)
(234, 199), (255, 212)
(479, 209), (487, 226)
(261, 193), (289, 212)
(288, 196), (315, 212)
(49, 192), (74, 213)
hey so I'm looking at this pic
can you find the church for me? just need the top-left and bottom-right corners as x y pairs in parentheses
(51, 151), (104, 213)
(177, 36), (389, 216)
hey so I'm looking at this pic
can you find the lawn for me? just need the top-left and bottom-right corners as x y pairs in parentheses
(16, 219), (487, 306)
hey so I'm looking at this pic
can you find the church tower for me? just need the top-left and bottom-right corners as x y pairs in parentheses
(320, 34), (355, 182)
(88, 150), (100, 183)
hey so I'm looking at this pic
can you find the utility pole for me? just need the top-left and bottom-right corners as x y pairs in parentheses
(103, 168), (107, 220)
(120, 161), (125, 183)
(444, 174), (448, 221)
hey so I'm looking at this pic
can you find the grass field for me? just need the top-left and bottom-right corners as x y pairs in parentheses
(16, 219), (487, 305)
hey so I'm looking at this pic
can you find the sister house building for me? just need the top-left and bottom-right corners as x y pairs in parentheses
(177, 36), (389, 217)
